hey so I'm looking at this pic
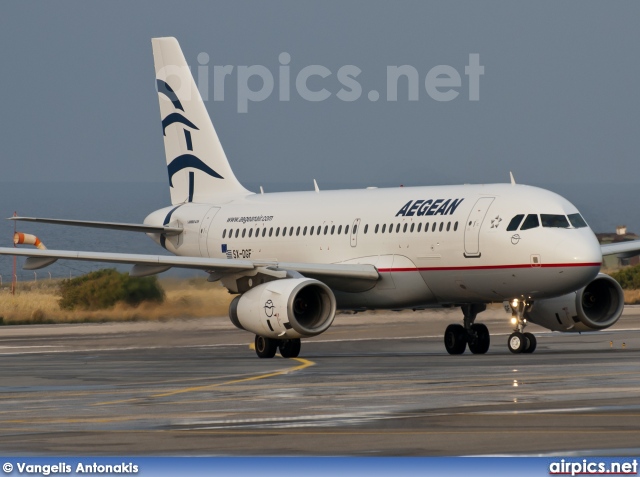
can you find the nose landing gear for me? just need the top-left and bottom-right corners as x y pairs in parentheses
(507, 299), (537, 354)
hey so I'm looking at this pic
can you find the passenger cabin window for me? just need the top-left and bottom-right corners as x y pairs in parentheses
(364, 224), (368, 234)
(345, 225), (349, 234)
(222, 230), (226, 239)
(568, 213), (588, 228)
(541, 214), (570, 228)
(375, 224), (379, 233)
(381, 224), (386, 233)
(507, 214), (524, 231)
(520, 214), (539, 230)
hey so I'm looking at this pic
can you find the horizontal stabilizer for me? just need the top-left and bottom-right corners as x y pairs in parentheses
(8, 217), (182, 236)
(24, 257), (58, 270)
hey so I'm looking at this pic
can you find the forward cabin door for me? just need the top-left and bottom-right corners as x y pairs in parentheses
(464, 197), (494, 258)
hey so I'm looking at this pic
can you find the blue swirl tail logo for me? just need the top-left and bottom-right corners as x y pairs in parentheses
(158, 79), (224, 201)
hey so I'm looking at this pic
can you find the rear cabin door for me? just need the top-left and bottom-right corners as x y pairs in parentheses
(350, 218), (361, 247)
(199, 207), (220, 257)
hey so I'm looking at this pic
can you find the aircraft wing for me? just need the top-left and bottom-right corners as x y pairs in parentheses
(0, 247), (379, 280)
(601, 240), (640, 258)
(8, 216), (182, 236)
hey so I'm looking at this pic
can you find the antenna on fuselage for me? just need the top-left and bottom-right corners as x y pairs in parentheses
(260, 186), (264, 194)
(509, 171), (516, 185)
(313, 179), (320, 193)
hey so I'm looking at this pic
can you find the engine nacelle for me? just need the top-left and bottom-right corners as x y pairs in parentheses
(525, 273), (624, 332)
(229, 278), (337, 339)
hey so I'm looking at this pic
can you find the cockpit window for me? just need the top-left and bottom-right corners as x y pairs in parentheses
(520, 214), (539, 230)
(506, 214), (525, 231)
(568, 213), (588, 228)
(541, 214), (570, 228)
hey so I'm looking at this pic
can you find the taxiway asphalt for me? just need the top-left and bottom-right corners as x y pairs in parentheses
(1, 306), (639, 456)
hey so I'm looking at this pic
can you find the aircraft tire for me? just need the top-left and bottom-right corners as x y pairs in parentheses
(468, 323), (490, 355)
(278, 339), (301, 358)
(255, 335), (278, 358)
(444, 324), (467, 355)
(523, 332), (537, 353)
(508, 332), (527, 354)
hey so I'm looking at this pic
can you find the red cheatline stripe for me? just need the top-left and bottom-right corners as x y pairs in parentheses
(378, 262), (601, 272)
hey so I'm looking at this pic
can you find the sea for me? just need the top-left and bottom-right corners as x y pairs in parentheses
(0, 181), (638, 284)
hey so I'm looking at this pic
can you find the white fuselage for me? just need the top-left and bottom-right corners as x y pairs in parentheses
(145, 183), (602, 310)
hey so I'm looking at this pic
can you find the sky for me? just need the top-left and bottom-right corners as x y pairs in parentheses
(1, 1), (639, 190)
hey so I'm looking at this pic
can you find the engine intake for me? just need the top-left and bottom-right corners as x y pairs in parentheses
(525, 273), (624, 332)
(229, 278), (337, 339)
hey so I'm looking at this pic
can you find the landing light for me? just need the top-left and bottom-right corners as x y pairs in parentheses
(510, 317), (517, 325)
(511, 299), (519, 308)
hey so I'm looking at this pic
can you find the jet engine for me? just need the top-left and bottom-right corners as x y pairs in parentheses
(524, 273), (624, 332)
(229, 278), (337, 339)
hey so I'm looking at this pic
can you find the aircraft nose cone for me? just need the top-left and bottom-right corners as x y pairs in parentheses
(553, 231), (602, 292)
(566, 232), (602, 267)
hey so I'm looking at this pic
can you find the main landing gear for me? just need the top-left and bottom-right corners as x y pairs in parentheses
(254, 335), (302, 359)
(444, 304), (490, 355)
(507, 299), (537, 354)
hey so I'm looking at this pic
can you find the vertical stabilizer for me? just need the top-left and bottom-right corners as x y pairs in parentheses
(152, 37), (250, 204)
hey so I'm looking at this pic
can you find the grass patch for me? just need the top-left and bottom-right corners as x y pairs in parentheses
(59, 269), (164, 310)
(0, 276), (234, 325)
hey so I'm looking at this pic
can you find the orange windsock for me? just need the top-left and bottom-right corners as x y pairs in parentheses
(14, 232), (47, 250)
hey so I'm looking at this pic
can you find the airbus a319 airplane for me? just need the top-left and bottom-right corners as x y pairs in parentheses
(2, 37), (639, 358)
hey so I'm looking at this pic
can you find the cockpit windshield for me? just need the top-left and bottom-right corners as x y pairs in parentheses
(567, 213), (588, 228)
(506, 212), (589, 231)
(506, 214), (524, 231)
(520, 214), (540, 230)
(541, 214), (570, 228)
